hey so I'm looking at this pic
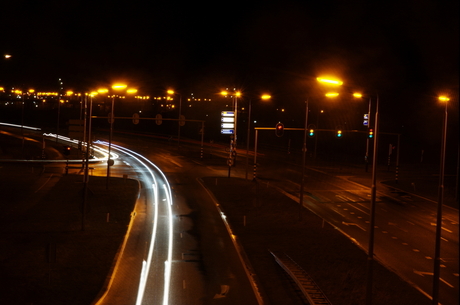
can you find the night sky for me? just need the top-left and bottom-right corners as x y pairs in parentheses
(1, 0), (459, 162)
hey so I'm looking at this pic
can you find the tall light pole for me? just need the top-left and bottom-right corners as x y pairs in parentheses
(167, 89), (182, 147)
(365, 94), (379, 305)
(309, 77), (344, 218)
(221, 89), (241, 175)
(103, 84), (137, 189)
(299, 99), (309, 219)
(245, 94), (271, 180)
(432, 95), (449, 305)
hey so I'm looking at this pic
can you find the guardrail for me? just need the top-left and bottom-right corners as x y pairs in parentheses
(269, 250), (332, 305)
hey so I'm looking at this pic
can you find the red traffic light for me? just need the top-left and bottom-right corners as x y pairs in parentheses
(63, 145), (71, 156)
(275, 122), (284, 137)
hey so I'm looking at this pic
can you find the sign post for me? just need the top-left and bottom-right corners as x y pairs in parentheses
(221, 111), (236, 177)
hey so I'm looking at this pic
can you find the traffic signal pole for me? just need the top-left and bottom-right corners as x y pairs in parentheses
(299, 100), (309, 220)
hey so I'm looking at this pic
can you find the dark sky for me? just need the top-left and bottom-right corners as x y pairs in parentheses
(1, 0), (459, 160)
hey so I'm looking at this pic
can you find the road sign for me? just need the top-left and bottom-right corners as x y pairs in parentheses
(132, 113), (140, 125)
(363, 113), (369, 126)
(155, 114), (162, 125)
(221, 117), (234, 123)
(221, 110), (235, 134)
(221, 111), (235, 117)
(221, 129), (234, 135)
(221, 123), (235, 129)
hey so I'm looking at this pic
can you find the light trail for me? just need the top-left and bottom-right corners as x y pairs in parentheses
(40, 133), (119, 162)
(96, 141), (174, 305)
(0, 122), (41, 130)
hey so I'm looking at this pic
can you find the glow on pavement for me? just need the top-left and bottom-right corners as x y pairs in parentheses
(99, 142), (174, 305)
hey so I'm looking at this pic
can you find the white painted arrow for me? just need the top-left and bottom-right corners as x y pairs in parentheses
(342, 221), (366, 231)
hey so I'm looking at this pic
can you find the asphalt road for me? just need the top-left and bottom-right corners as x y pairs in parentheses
(1, 125), (458, 305)
(108, 133), (459, 305)
(73, 138), (260, 304)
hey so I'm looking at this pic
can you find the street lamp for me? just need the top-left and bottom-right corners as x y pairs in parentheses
(324, 84), (380, 305)
(102, 84), (137, 189)
(432, 95), (449, 305)
(167, 89), (183, 147)
(300, 78), (344, 218)
(221, 89), (241, 177)
(245, 94), (271, 180)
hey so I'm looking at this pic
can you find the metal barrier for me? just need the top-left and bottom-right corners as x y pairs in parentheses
(270, 250), (332, 305)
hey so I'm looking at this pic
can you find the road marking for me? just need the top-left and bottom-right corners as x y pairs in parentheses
(168, 159), (183, 167)
(388, 222), (409, 232)
(430, 223), (453, 233)
(413, 271), (455, 288)
(342, 221), (366, 231)
(347, 202), (369, 215)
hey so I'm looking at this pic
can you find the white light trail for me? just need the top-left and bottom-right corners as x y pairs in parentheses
(97, 142), (173, 305)
(0, 122), (41, 130)
(162, 183), (174, 305)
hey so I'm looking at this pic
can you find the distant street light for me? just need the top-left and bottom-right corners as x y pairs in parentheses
(432, 95), (450, 305)
(221, 89), (241, 177)
(245, 94), (271, 180)
(316, 77), (343, 86)
(325, 92), (339, 98)
(167, 89), (183, 147)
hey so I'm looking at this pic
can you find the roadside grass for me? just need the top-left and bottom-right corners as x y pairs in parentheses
(202, 176), (431, 305)
(0, 166), (138, 305)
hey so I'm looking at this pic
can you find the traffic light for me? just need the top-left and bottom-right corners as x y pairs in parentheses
(309, 128), (315, 137)
(275, 122), (284, 137)
(369, 128), (374, 138)
(336, 129), (342, 138)
(63, 145), (71, 156)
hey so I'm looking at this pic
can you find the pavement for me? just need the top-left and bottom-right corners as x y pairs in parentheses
(1, 129), (457, 305)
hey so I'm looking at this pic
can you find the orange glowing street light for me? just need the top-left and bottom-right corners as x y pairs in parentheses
(325, 92), (339, 98)
(261, 94), (271, 100)
(106, 83), (136, 189)
(438, 95), (450, 102)
(112, 83), (128, 90)
(167, 89), (183, 147)
(316, 77), (343, 86)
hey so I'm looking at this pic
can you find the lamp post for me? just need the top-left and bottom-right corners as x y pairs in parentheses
(221, 89), (241, 176)
(245, 94), (271, 180)
(307, 77), (344, 219)
(167, 89), (182, 147)
(432, 95), (449, 305)
(365, 94), (379, 305)
(323, 87), (380, 305)
(103, 84), (137, 189)
(299, 99), (309, 220)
